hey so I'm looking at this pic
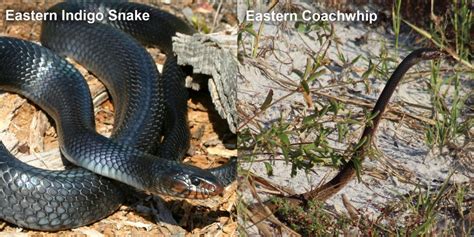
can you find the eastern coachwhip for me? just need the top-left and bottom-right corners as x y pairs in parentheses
(297, 48), (445, 202)
(0, 1), (236, 231)
(248, 49), (445, 225)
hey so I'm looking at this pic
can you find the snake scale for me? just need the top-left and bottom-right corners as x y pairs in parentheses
(0, 1), (236, 231)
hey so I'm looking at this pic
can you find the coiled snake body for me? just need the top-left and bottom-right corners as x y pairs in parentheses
(0, 1), (236, 231)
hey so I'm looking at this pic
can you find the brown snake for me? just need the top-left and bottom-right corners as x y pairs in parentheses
(249, 48), (446, 226)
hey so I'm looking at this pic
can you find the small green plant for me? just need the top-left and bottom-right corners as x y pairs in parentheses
(238, 86), (367, 178)
(422, 1), (471, 149)
(191, 15), (211, 34)
(272, 197), (351, 236)
(425, 61), (469, 149)
(390, 0), (472, 149)
(392, 0), (402, 49)
(295, 20), (330, 34)
(237, 21), (257, 58)
(409, 176), (451, 235)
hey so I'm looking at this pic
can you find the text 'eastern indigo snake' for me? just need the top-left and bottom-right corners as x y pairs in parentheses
(0, 1), (236, 231)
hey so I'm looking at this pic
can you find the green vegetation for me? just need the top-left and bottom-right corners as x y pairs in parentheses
(238, 0), (472, 235)
(268, 178), (472, 236)
(392, 0), (402, 49)
(272, 197), (351, 236)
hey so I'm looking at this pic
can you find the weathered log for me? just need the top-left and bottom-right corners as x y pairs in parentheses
(173, 33), (237, 133)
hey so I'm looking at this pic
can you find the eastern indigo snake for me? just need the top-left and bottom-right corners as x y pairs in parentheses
(0, 1), (236, 231)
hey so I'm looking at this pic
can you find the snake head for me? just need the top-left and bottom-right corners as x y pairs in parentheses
(419, 48), (445, 60)
(151, 163), (224, 199)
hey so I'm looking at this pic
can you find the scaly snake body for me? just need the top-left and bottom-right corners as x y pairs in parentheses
(301, 48), (445, 202)
(249, 49), (445, 225)
(0, 1), (236, 231)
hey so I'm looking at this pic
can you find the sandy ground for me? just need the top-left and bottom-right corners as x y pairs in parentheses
(0, 1), (237, 236)
(237, 1), (472, 235)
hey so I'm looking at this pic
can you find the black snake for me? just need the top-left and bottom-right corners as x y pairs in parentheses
(0, 1), (236, 231)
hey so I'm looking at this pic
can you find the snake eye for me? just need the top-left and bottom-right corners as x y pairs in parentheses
(190, 177), (201, 186)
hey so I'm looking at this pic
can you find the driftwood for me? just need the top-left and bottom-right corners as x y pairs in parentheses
(173, 33), (237, 133)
